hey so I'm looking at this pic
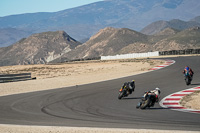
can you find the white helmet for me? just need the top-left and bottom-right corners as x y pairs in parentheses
(155, 87), (161, 94)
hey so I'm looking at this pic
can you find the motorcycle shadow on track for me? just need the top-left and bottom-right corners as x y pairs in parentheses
(191, 83), (200, 86)
(136, 100), (169, 110)
(141, 107), (169, 110)
(119, 95), (169, 110)
(122, 97), (143, 100)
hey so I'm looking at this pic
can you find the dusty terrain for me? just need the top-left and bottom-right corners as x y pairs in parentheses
(180, 90), (200, 110)
(0, 58), (199, 133)
(0, 59), (160, 96)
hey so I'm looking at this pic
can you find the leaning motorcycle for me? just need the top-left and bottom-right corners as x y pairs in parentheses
(136, 91), (156, 109)
(185, 72), (192, 85)
(118, 86), (130, 99)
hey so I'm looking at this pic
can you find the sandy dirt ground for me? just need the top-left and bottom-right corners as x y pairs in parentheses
(0, 58), (199, 133)
(180, 90), (200, 110)
(0, 59), (160, 96)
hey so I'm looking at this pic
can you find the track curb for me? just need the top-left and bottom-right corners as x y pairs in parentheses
(149, 59), (175, 71)
(160, 86), (200, 114)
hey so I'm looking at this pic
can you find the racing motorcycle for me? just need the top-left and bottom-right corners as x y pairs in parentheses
(118, 85), (130, 99)
(185, 72), (192, 85)
(136, 91), (157, 109)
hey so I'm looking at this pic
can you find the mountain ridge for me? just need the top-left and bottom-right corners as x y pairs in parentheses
(54, 26), (200, 62)
(0, 26), (200, 66)
(141, 18), (200, 35)
(0, 0), (200, 46)
(0, 31), (81, 66)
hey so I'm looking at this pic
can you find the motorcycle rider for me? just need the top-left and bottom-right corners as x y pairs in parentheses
(183, 66), (194, 79)
(147, 87), (161, 103)
(137, 87), (161, 108)
(121, 80), (135, 95)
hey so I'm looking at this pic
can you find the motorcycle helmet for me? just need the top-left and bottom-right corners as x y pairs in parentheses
(155, 87), (161, 94)
(185, 66), (189, 71)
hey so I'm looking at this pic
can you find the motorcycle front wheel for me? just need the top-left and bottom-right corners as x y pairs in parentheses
(185, 76), (191, 85)
(118, 91), (124, 99)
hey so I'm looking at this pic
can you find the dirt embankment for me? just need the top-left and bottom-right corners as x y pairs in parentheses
(0, 59), (161, 96)
(180, 90), (200, 110)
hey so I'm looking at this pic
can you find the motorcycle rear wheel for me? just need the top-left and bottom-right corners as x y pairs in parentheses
(140, 97), (151, 109)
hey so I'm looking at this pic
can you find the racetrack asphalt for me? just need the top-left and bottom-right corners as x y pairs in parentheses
(0, 56), (200, 131)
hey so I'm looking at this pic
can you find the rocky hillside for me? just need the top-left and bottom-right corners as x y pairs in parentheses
(152, 27), (200, 51)
(0, 31), (80, 66)
(54, 27), (150, 62)
(154, 27), (180, 36)
(56, 26), (200, 62)
(0, 27), (199, 66)
(141, 18), (200, 35)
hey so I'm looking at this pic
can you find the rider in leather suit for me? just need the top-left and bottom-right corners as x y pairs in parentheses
(122, 80), (135, 94)
(136, 87), (161, 108)
(148, 87), (161, 103)
(183, 66), (194, 79)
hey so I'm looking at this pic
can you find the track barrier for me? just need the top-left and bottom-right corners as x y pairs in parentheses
(101, 51), (159, 60)
(0, 73), (36, 83)
(101, 49), (200, 60)
(159, 49), (200, 55)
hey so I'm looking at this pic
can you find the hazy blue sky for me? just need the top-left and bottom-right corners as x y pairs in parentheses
(0, 0), (102, 17)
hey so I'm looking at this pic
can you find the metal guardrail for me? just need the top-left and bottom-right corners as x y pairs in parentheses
(64, 57), (101, 62)
(0, 73), (36, 83)
(159, 49), (200, 55)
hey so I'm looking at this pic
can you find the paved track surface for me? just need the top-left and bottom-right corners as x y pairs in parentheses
(0, 56), (200, 131)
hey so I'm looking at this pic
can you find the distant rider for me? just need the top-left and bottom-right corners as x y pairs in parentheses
(183, 66), (194, 79)
(121, 80), (135, 95)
